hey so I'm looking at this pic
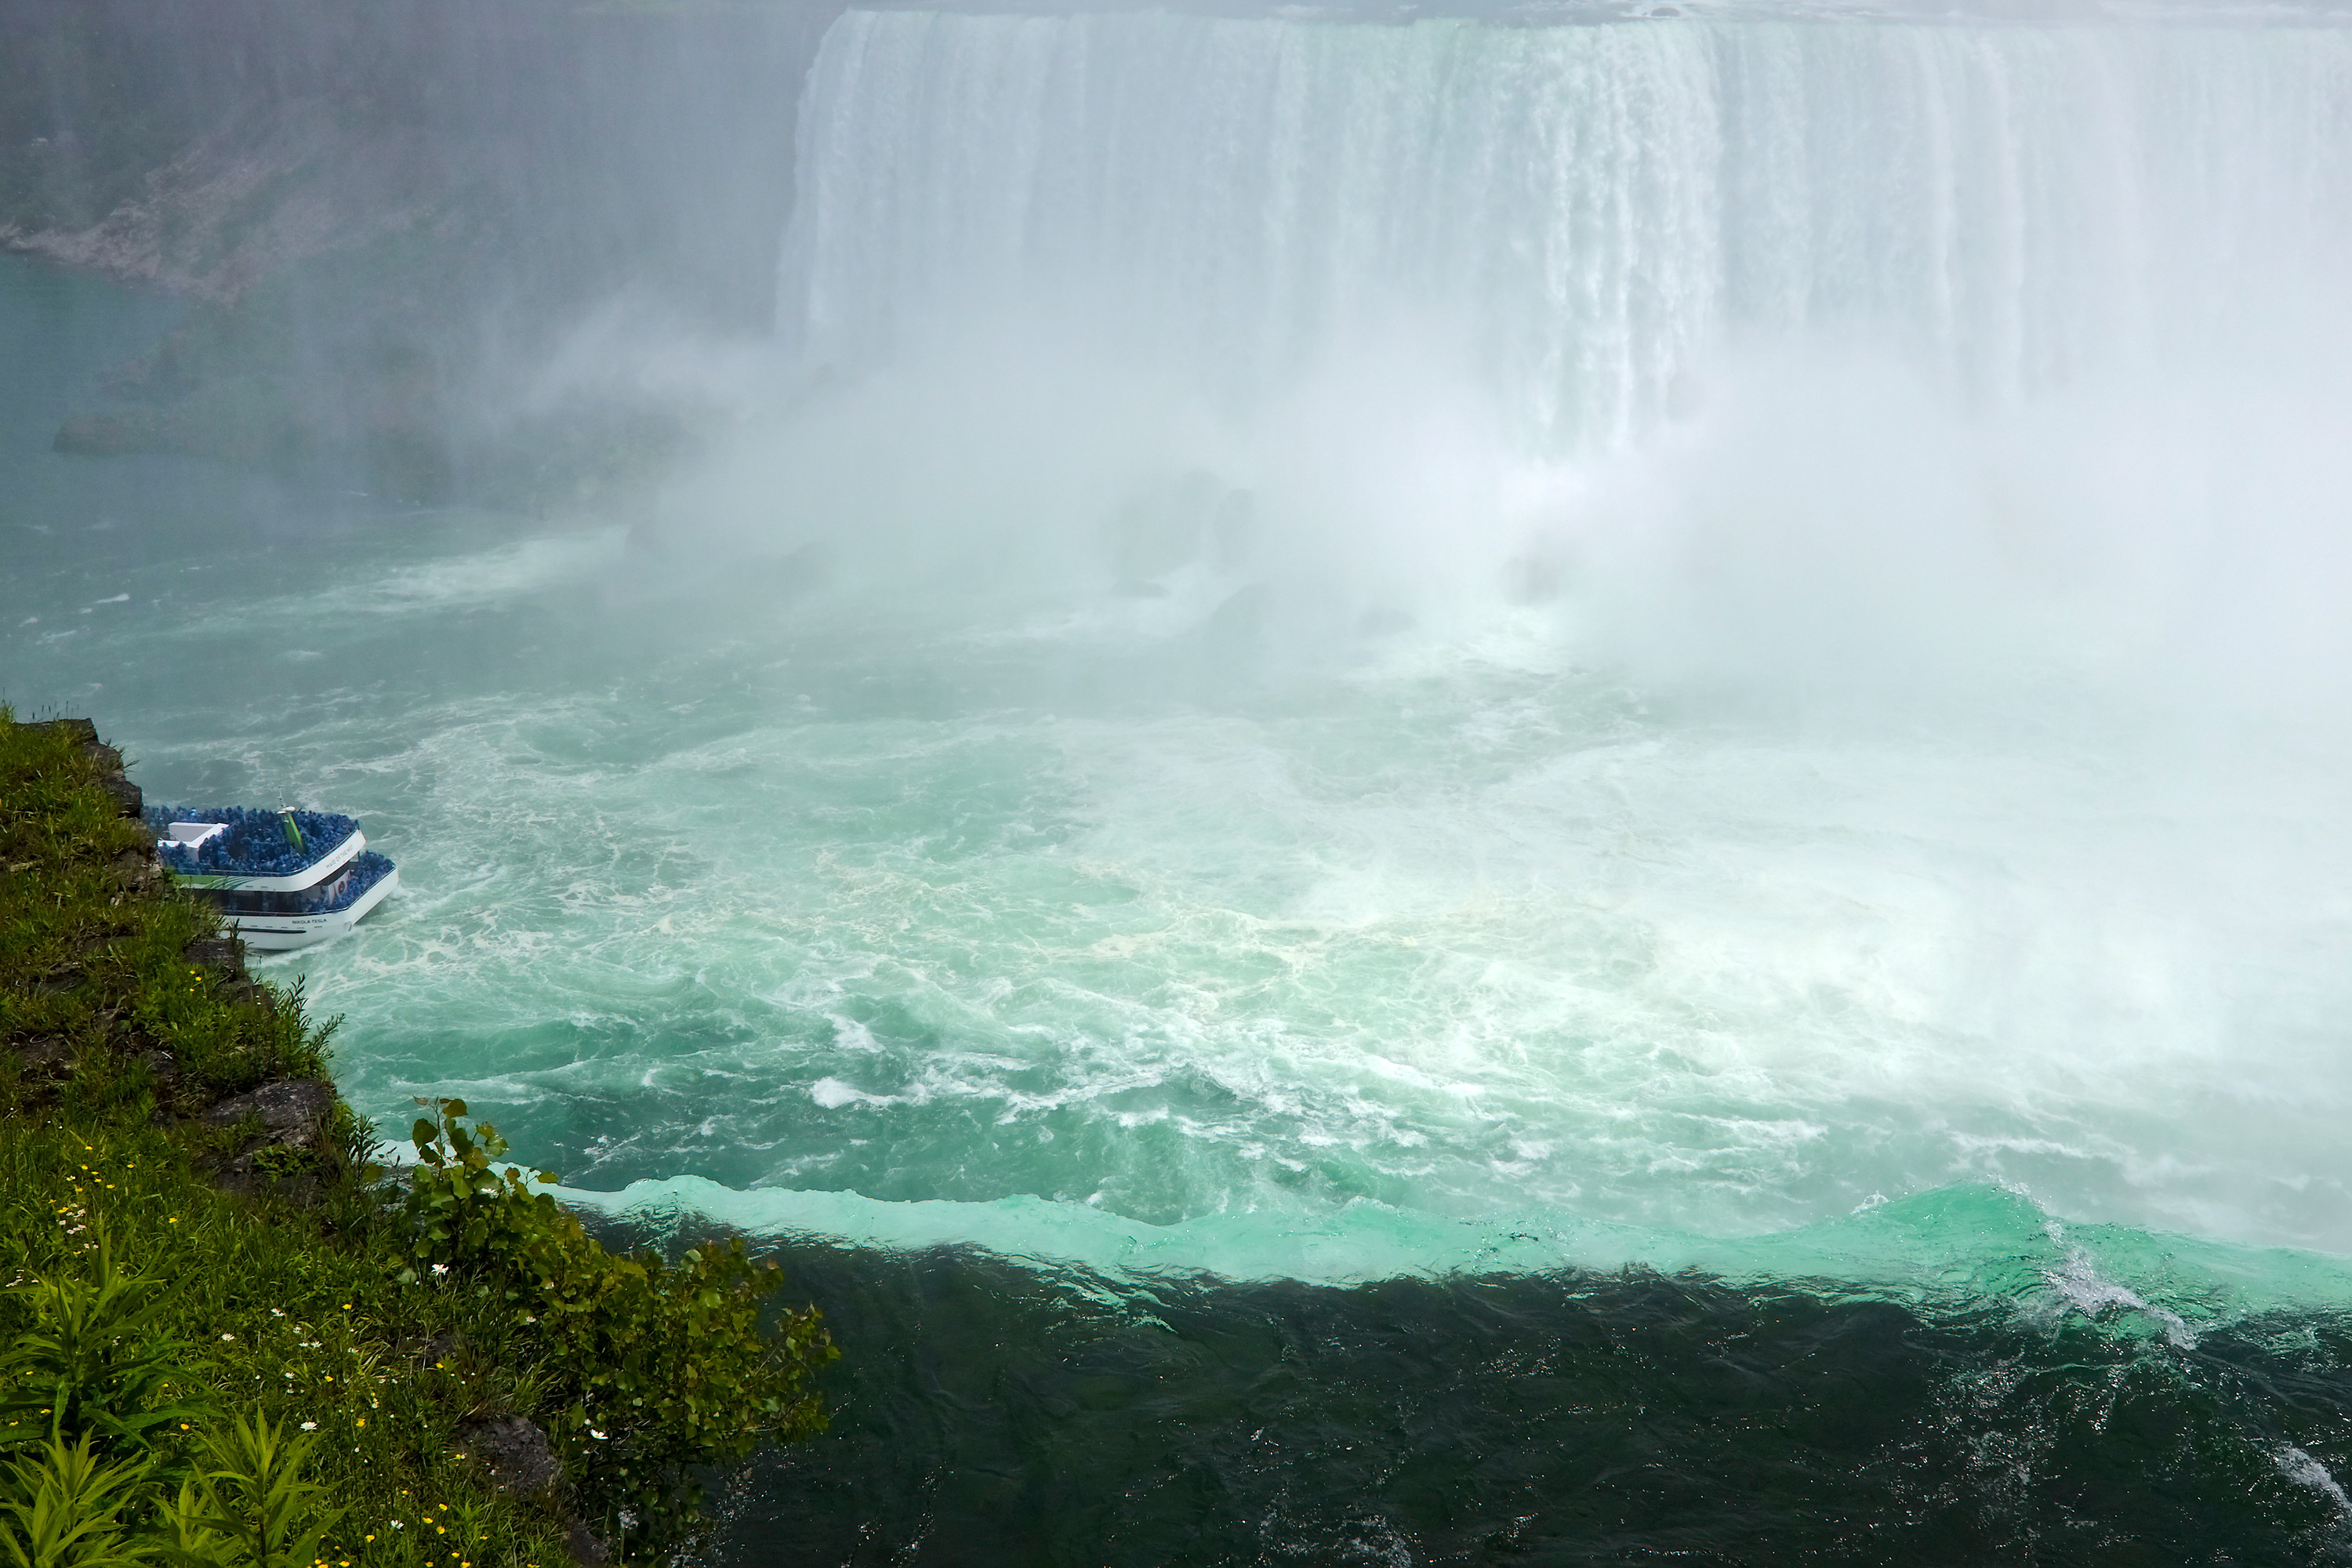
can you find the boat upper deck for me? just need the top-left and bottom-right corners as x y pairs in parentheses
(146, 806), (364, 892)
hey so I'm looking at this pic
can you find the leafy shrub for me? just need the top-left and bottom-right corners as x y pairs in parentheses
(394, 1102), (834, 1552)
(0, 1125), (571, 1568)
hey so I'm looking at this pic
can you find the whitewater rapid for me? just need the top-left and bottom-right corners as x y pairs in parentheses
(12, 7), (2352, 1319)
(14, 500), (2347, 1309)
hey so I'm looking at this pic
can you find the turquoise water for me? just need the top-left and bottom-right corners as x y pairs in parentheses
(10, 245), (2352, 1327)
(16, 8), (2352, 1534)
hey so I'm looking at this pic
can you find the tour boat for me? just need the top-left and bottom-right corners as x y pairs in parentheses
(147, 806), (399, 951)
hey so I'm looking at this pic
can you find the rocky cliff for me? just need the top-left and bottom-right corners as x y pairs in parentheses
(1, 0), (845, 501)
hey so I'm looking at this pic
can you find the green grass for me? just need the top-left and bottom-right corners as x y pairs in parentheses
(2, 1123), (569, 1568)
(0, 717), (326, 1121)
(2, 710), (830, 1567)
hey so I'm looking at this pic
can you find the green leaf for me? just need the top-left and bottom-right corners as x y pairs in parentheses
(0, 1433), (159, 1568)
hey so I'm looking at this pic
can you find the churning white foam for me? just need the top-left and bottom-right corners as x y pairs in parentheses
(72, 8), (2352, 1305)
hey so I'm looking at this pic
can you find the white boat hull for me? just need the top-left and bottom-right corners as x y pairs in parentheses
(223, 867), (400, 951)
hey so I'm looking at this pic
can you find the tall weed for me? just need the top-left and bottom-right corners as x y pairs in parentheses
(160, 1417), (344, 1568)
(0, 1435), (156, 1568)
(0, 1231), (214, 1456)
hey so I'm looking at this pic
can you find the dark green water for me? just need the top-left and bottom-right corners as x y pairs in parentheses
(721, 1242), (2352, 1563)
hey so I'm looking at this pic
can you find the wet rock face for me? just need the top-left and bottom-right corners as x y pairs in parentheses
(20, 718), (145, 821)
(203, 1078), (339, 1193)
(562, 1518), (612, 1568)
(6, 0), (850, 506)
(5, 98), (441, 307)
(13, 1036), (72, 1076)
(456, 1415), (615, 1568)
(53, 412), (165, 456)
(203, 1077), (336, 1146)
(459, 1415), (564, 1503)
(17, 717), (99, 746)
(183, 935), (248, 981)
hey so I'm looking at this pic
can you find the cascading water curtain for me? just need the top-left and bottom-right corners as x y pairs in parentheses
(782, 13), (2352, 456)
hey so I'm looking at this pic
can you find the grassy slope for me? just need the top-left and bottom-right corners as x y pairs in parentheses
(2, 710), (570, 1568)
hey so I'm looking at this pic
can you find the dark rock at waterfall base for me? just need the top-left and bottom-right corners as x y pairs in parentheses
(17, 717), (96, 744)
(561, 1518), (611, 1568)
(13, 1036), (71, 1076)
(459, 1416), (564, 1504)
(23, 718), (147, 819)
(54, 412), (162, 456)
(202, 1078), (337, 1194)
(203, 1077), (335, 1145)
(183, 935), (247, 981)
(97, 774), (140, 818)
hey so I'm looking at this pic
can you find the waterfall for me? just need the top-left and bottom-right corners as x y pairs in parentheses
(780, 11), (2352, 456)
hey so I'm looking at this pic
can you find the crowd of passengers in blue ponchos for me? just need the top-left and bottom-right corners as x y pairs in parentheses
(285, 851), (394, 913)
(143, 806), (359, 877)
